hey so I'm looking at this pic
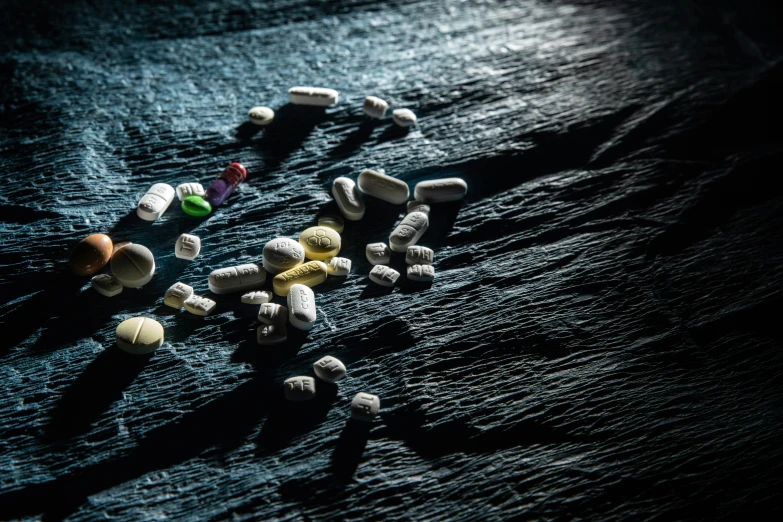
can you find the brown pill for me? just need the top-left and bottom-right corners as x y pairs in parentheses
(69, 234), (113, 276)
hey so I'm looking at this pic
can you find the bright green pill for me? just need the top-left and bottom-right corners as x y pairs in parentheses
(182, 196), (212, 217)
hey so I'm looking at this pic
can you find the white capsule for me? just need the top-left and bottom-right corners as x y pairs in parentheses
(208, 263), (266, 294)
(389, 211), (429, 252)
(327, 257), (351, 276)
(413, 177), (468, 203)
(175, 234), (201, 260)
(366, 242), (391, 265)
(91, 274), (123, 297)
(357, 169), (410, 204)
(362, 96), (388, 119)
(407, 264), (435, 282)
(137, 183), (175, 221)
(406, 246), (434, 265)
(351, 392), (381, 421)
(287, 284), (316, 331)
(248, 106), (274, 126)
(258, 303), (288, 325)
(392, 109), (417, 127)
(313, 356), (346, 383)
(241, 290), (272, 305)
(283, 376), (316, 401)
(262, 237), (305, 274)
(175, 183), (205, 201)
(164, 282), (194, 309)
(288, 86), (339, 107)
(331, 177), (365, 221)
(369, 265), (400, 287)
(257, 323), (287, 345)
(406, 200), (431, 215)
(183, 294), (217, 316)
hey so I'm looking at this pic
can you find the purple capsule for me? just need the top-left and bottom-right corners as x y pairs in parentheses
(205, 178), (234, 207)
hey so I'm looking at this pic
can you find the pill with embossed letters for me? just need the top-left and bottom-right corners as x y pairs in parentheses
(175, 234), (201, 260)
(183, 295), (217, 316)
(369, 265), (399, 287)
(241, 290), (272, 305)
(413, 177), (468, 203)
(287, 284), (316, 331)
(327, 257), (351, 276)
(257, 323), (287, 345)
(332, 177), (365, 221)
(351, 392), (381, 421)
(407, 264), (435, 282)
(258, 303), (288, 324)
(284, 376), (316, 401)
(137, 183), (175, 221)
(389, 211), (429, 252)
(357, 169), (409, 204)
(406, 245), (434, 265)
(208, 263), (266, 294)
(313, 356), (346, 383)
(176, 183), (205, 201)
(366, 243), (391, 265)
(91, 274), (123, 297)
(272, 260), (328, 296)
(288, 86), (339, 106)
(164, 282), (193, 309)
(262, 237), (305, 274)
(299, 226), (341, 261)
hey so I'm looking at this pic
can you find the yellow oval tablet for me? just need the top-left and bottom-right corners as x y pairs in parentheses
(298, 226), (341, 260)
(272, 260), (328, 296)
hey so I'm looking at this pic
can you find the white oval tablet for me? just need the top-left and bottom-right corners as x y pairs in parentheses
(288, 86), (339, 106)
(351, 392), (381, 421)
(175, 234), (201, 260)
(248, 106), (274, 126)
(183, 295), (217, 316)
(258, 303), (288, 324)
(413, 178), (468, 203)
(362, 96), (388, 119)
(284, 376), (316, 401)
(262, 238), (305, 274)
(326, 257), (351, 276)
(287, 284), (316, 331)
(366, 243), (391, 265)
(406, 245), (434, 265)
(91, 274), (122, 297)
(116, 317), (164, 355)
(357, 169), (410, 204)
(331, 177), (365, 221)
(137, 183), (175, 221)
(407, 264), (435, 282)
(369, 265), (400, 287)
(389, 211), (429, 252)
(406, 200), (431, 215)
(313, 356), (346, 383)
(110, 244), (155, 288)
(392, 109), (417, 127)
(208, 264), (266, 294)
(257, 323), (287, 345)
(176, 183), (205, 201)
(164, 282), (194, 309)
(241, 290), (272, 305)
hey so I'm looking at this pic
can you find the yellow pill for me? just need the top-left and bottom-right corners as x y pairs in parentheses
(115, 317), (164, 355)
(298, 226), (341, 260)
(272, 260), (328, 296)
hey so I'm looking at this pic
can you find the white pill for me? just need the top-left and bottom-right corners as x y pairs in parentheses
(175, 234), (201, 260)
(176, 183), (205, 201)
(91, 273), (123, 297)
(116, 317), (164, 355)
(183, 294), (217, 316)
(392, 109), (417, 127)
(164, 282), (194, 309)
(288, 86), (339, 107)
(326, 257), (351, 276)
(137, 183), (175, 221)
(313, 356), (346, 383)
(362, 96), (388, 119)
(406, 245), (434, 265)
(110, 244), (155, 288)
(407, 264), (435, 282)
(389, 211), (429, 252)
(248, 106), (274, 126)
(369, 265), (400, 287)
(287, 284), (316, 331)
(284, 376), (316, 401)
(406, 200), (431, 215)
(413, 177), (468, 203)
(262, 237), (305, 274)
(258, 302), (288, 324)
(331, 177), (365, 221)
(241, 290), (272, 305)
(357, 169), (410, 204)
(208, 264), (266, 294)
(257, 323), (287, 345)
(351, 392), (381, 422)
(366, 242), (391, 265)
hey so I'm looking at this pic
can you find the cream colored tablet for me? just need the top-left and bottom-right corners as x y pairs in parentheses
(313, 356), (346, 383)
(357, 169), (409, 204)
(298, 226), (341, 261)
(331, 177), (365, 221)
(407, 264), (435, 282)
(288, 87), (339, 106)
(183, 295), (217, 316)
(176, 183), (205, 201)
(137, 183), (175, 221)
(351, 392), (380, 421)
(248, 106), (274, 126)
(362, 96), (388, 119)
(406, 245), (434, 265)
(91, 274), (123, 297)
(392, 109), (416, 127)
(272, 261), (328, 296)
(284, 376), (316, 401)
(208, 264), (266, 294)
(164, 282), (194, 309)
(326, 257), (351, 276)
(116, 317), (164, 355)
(366, 243), (391, 265)
(413, 178), (468, 203)
(175, 234), (201, 260)
(369, 265), (400, 287)
(389, 211), (429, 252)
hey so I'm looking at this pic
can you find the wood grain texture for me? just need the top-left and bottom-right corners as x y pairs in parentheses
(1, 0), (782, 520)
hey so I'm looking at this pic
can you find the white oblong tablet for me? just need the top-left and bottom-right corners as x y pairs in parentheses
(175, 234), (201, 260)
(357, 169), (410, 205)
(407, 264), (435, 282)
(110, 244), (155, 288)
(392, 109), (416, 127)
(413, 177), (468, 203)
(248, 106), (274, 126)
(164, 282), (194, 309)
(137, 183), (175, 221)
(258, 303), (288, 325)
(183, 295), (216, 316)
(257, 323), (287, 345)
(362, 96), (388, 119)
(91, 274), (123, 297)
(369, 265), (399, 287)
(366, 243), (391, 265)
(326, 257), (351, 276)
(287, 284), (316, 331)
(313, 355), (346, 383)
(262, 237), (305, 274)
(176, 183), (205, 201)
(283, 376), (316, 401)
(208, 263), (266, 294)
(288, 86), (339, 107)
(351, 392), (380, 421)
(406, 245), (434, 265)
(116, 317), (164, 355)
(331, 177), (365, 221)
(389, 211), (429, 252)
(241, 290), (272, 304)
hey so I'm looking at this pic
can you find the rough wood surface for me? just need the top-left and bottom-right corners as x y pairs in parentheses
(1, 1), (782, 520)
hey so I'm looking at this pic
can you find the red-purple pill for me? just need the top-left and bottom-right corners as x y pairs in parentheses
(205, 178), (234, 207)
(219, 162), (247, 188)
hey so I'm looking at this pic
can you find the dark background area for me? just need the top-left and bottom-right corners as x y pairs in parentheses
(1, 0), (782, 520)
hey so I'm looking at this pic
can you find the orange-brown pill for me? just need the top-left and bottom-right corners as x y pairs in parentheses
(69, 234), (113, 276)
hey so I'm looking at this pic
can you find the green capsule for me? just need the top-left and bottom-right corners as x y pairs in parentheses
(182, 196), (212, 217)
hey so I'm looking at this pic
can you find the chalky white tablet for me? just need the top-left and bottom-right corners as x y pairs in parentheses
(110, 244), (155, 288)
(318, 214), (344, 233)
(287, 284), (316, 331)
(262, 237), (305, 274)
(413, 177), (468, 203)
(176, 183), (205, 201)
(241, 290), (272, 305)
(164, 282), (194, 309)
(389, 211), (429, 252)
(91, 273), (123, 297)
(116, 317), (164, 355)
(366, 242), (391, 265)
(406, 200), (431, 215)
(408, 264), (435, 282)
(362, 96), (388, 119)
(183, 295), (217, 316)
(392, 109), (417, 127)
(369, 265), (400, 287)
(257, 323), (287, 345)
(327, 257), (351, 276)
(288, 86), (339, 107)
(248, 106), (274, 126)
(357, 169), (410, 204)
(406, 245), (434, 265)
(313, 356), (346, 383)
(258, 303), (288, 324)
(208, 264), (266, 294)
(175, 234), (201, 260)
(299, 226), (341, 261)
(137, 183), (175, 221)
(351, 392), (381, 421)
(331, 177), (365, 221)
(283, 376), (316, 401)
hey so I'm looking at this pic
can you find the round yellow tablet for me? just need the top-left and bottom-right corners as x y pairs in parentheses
(115, 317), (164, 355)
(298, 226), (341, 260)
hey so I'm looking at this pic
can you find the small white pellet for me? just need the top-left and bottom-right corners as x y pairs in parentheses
(389, 211), (429, 252)
(257, 323), (287, 345)
(283, 376), (316, 401)
(288, 87), (339, 107)
(406, 200), (431, 215)
(392, 109), (417, 127)
(287, 284), (316, 331)
(413, 178), (468, 203)
(407, 264), (435, 282)
(258, 303), (288, 325)
(362, 96), (388, 119)
(332, 177), (365, 221)
(366, 242), (391, 265)
(208, 264), (266, 294)
(369, 265), (400, 287)
(248, 106), (274, 126)
(176, 183), (205, 201)
(406, 245), (434, 265)
(183, 295), (217, 316)
(357, 169), (410, 204)
(137, 183), (175, 221)
(351, 392), (380, 421)
(91, 274), (123, 297)
(164, 282), (194, 309)
(327, 257), (351, 276)
(313, 356), (346, 383)
(262, 237), (305, 274)
(175, 234), (201, 260)
(241, 290), (272, 305)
